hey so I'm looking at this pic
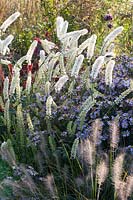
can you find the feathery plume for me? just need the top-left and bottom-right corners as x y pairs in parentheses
(0, 139), (16, 166)
(43, 174), (57, 199)
(125, 175), (133, 199)
(91, 118), (102, 146)
(110, 118), (120, 149)
(115, 176), (133, 200)
(96, 159), (108, 187)
(116, 180), (126, 200)
(78, 139), (94, 166)
(113, 153), (125, 190)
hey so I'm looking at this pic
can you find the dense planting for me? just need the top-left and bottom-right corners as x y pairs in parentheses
(0, 7), (133, 200)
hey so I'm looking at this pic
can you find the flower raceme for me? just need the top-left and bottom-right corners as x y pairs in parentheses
(0, 12), (20, 32)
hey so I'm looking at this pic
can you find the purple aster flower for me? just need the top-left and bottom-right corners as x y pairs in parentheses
(107, 23), (113, 29)
(122, 130), (130, 137)
(129, 117), (133, 125)
(121, 119), (129, 129)
(126, 146), (133, 155)
(104, 14), (113, 21)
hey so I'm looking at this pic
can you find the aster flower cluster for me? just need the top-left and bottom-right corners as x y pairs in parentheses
(27, 54), (132, 147)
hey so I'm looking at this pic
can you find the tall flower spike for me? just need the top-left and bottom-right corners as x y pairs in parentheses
(90, 56), (105, 79)
(55, 75), (69, 93)
(61, 20), (68, 36)
(0, 59), (11, 65)
(4, 98), (10, 133)
(14, 56), (27, 70)
(104, 52), (115, 63)
(3, 77), (9, 101)
(39, 50), (45, 66)
(46, 96), (57, 117)
(101, 26), (123, 55)
(78, 37), (91, 55)
(87, 34), (97, 60)
(41, 39), (55, 54)
(9, 70), (20, 96)
(105, 60), (115, 86)
(0, 12), (20, 32)
(26, 71), (32, 94)
(107, 43), (115, 52)
(56, 16), (68, 40)
(56, 16), (64, 39)
(59, 54), (66, 75)
(16, 77), (21, 100)
(71, 54), (84, 78)
(45, 81), (51, 96)
(0, 35), (14, 55)
(61, 29), (88, 41)
(27, 113), (34, 132)
(26, 40), (38, 64)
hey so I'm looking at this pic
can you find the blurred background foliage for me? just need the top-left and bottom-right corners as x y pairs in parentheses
(0, 0), (132, 56)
